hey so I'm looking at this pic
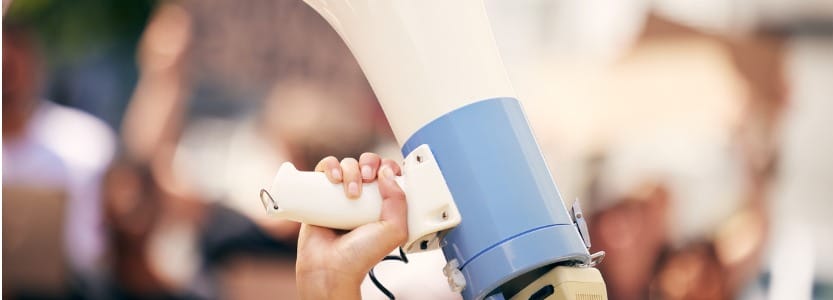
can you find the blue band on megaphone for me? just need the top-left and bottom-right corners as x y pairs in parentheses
(402, 97), (591, 299)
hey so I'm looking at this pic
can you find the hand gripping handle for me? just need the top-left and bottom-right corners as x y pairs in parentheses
(260, 145), (461, 253)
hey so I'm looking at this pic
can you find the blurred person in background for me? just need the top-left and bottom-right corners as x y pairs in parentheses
(101, 154), (199, 299)
(512, 11), (784, 300)
(111, 1), (407, 299)
(483, 0), (804, 298)
(588, 2), (831, 299)
(111, 2), (290, 298)
(567, 10), (826, 300)
(3, 23), (71, 299)
(2, 0), (154, 129)
(3, 23), (116, 299)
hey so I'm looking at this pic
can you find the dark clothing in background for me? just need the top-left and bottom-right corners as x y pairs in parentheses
(199, 203), (296, 264)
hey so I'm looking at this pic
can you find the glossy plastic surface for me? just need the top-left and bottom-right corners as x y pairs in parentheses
(303, 0), (514, 143)
(403, 98), (590, 299)
(262, 145), (461, 253)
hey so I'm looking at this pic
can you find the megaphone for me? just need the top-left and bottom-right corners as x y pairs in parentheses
(260, 1), (607, 299)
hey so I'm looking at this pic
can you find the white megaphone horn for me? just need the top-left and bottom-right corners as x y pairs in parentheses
(303, 0), (514, 143)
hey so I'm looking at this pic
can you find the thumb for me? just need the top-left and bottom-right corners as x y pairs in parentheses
(338, 164), (408, 269)
(377, 164), (408, 242)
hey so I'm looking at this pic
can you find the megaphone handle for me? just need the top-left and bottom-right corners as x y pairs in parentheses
(261, 169), (403, 230)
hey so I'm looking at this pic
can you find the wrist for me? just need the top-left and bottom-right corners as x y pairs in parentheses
(297, 269), (363, 300)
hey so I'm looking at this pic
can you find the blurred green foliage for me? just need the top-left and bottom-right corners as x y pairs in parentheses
(4, 0), (157, 67)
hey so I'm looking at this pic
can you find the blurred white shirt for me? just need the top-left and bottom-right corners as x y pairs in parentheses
(29, 101), (116, 275)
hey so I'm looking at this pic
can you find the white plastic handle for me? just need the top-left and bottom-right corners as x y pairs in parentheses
(260, 145), (461, 253)
(261, 164), (403, 230)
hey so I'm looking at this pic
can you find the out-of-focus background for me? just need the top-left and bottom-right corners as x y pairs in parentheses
(2, 0), (832, 299)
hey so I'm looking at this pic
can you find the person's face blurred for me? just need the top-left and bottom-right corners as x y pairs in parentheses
(589, 185), (669, 300)
(2, 30), (40, 137)
(652, 245), (728, 300)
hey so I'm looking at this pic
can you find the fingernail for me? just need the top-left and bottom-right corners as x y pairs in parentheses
(380, 166), (394, 180)
(331, 169), (342, 181)
(348, 182), (359, 197)
(361, 165), (372, 180)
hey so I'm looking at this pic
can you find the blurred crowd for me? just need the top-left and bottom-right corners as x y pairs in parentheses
(2, 0), (832, 299)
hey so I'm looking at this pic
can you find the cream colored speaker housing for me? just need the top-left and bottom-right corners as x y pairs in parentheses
(510, 266), (607, 300)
